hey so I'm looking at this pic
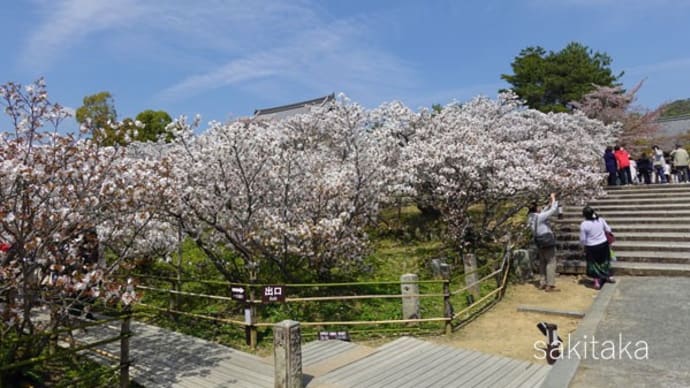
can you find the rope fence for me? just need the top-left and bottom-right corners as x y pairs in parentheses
(132, 248), (513, 347)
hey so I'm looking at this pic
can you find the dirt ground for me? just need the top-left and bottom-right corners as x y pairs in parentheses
(427, 274), (598, 364)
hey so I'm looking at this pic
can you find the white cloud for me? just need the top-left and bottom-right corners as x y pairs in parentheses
(21, 0), (147, 68)
(157, 17), (418, 105)
(626, 58), (690, 76)
(20, 0), (319, 69)
(21, 0), (419, 109)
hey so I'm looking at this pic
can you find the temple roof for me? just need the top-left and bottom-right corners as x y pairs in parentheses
(253, 94), (334, 120)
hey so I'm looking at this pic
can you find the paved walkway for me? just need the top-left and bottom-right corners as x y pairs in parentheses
(569, 277), (690, 387)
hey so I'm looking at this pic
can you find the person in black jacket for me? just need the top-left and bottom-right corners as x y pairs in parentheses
(637, 153), (652, 184)
(603, 146), (618, 186)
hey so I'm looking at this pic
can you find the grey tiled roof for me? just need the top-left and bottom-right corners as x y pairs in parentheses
(657, 115), (690, 137)
(253, 94), (334, 120)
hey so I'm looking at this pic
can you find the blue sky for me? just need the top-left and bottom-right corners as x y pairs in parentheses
(3, 0), (690, 129)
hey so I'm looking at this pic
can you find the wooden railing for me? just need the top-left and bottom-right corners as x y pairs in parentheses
(133, 250), (512, 347)
(0, 308), (134, 388)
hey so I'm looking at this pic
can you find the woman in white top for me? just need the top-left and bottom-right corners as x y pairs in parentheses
(579, 206), (614, 289)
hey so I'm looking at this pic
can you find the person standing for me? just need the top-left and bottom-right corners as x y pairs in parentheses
(614, 145), (632, 185)
(603, 146), (618, 186)
(579, 206), (614, 290)
(637, 153), (653, 184)
(652, 145), (667, 183)
(671, 144), (689, 183)
(527, 193), (559, 292)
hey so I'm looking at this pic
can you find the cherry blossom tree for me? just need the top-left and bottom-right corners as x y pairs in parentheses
(0, 79), (169, 371)
(401, 92), (618, 254)
(163, 97), (397, 282)
(571, 81), (661, 153)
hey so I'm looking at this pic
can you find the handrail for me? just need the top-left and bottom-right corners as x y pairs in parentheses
(286, 293), (446, 302)
(451, 250), (511, 321)
(137, 303), (247, 326)
(132, 273), (445, 287)
(131, 249), (512, 347)
(291, 317), (450, 327)
(5, 313), (145, 344)
(54, 365), (120, 388)
(451, 267), (502, 295)
(0, 332), (131, 372)
(138, 284), (444, 302)
(136, 302), (449, 328)
(452, 287), (504, 320)
(462, 256), (502, 278)
(137, 285), (239, 302)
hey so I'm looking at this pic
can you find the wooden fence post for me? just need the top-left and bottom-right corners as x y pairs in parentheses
(440, 263), (453, 334)
(120, 307), (131, 388)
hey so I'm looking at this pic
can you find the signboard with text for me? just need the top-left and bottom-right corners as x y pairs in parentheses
(318, 331), (350, 341)
(261, 285), (286, 303)
(230, 286), (246, 301)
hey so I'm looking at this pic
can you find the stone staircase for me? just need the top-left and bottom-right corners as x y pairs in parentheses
(556, 184), (690, 276)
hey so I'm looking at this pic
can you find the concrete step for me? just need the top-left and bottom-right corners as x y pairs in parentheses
(559, 231), (690, 242)
(586, 196), (690, 205)
(605, 183), (690, 193)
(557, 248), (690, 264)
(563, 203), (690, 212)
(601, 190), (690, 198)
(559, 240), (690, 253)
(557, 224), (690, 233)
(558, 260), (690, 276)
(557, 216), (690, 225)
(553, 184), (690, 277)
(566, 209), (690, 218)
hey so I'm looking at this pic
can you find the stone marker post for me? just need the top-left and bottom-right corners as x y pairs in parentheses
(401, 273), (420, 321)
(463, 253), (479, 299)
(512, 249), (533, 283)
(274, 320), (302, 388)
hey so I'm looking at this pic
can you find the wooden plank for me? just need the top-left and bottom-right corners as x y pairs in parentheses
(130, 355), (273, 388)
(369, 344), (458, 387)
(517, 363), (551, 388)
(411, 349), (483, 388)
(304, 345), (376, 379)
(459, 356), (512, 387)
(336, 341), (440, 387)
(474, 359), (533, 387)
(317, 338), (432, 385)
(317, 337), (424, 382)
(494, 362), (546, 388)
(425, 351), (496, 387)
(517, 304), (586, 318)
(302, 340), (357, 366)
(398, 349), (477, 388)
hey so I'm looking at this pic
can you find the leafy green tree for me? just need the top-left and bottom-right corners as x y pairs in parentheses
(134, 109), (174, 142)
(75, 92), (121, 146)
(661, 98), (690, 118)
(502, 42), (622, 113)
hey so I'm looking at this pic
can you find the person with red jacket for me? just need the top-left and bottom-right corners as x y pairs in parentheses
(614, 145), (632, 185)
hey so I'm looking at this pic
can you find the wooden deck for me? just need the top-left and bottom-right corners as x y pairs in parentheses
(75, 320), (274, 387)
(75, 322), (548, 387)
(309, 337), (550, 388)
